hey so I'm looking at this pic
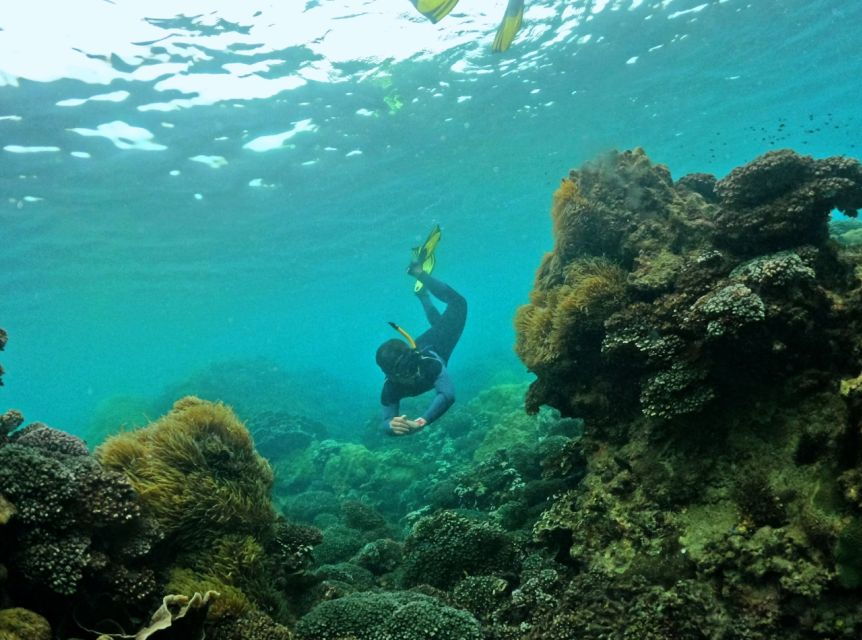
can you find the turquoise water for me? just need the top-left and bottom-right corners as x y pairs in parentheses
(1, 0), (860, 433)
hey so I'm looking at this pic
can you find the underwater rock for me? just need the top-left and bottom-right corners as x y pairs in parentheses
(676, 172), (718, 202)
(714, 150), (862, 254)
(517, 148), (862, 426)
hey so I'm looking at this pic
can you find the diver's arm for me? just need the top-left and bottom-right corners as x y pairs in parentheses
(419, 366), (456, 425)
(381, 401), (400, 435)
(381, 381), (402, 435)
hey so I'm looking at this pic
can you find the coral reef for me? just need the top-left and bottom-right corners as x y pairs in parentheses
(248, 410), (328, 462)
(0, 377), (315, 638)
(295, 591), (481, 640)
(0, 421), (156, 609)
(96, 397), (315, 633)
(11, 147), (862, 640)
(512, 148), (862, 637)
(350, 538), (403, 575)
(97, 396), (276, 545)
(401, 510), (518, 590)
(517, 148), (862, 426)
(0, 607), (51, 640)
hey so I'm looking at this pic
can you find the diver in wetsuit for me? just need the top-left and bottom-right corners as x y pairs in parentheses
(376, 227), (467, 436)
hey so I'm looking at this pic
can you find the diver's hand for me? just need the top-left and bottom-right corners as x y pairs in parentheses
(389, 415), (426, 435)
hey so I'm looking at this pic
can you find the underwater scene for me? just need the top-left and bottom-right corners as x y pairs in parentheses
(2, 0), (862, 638)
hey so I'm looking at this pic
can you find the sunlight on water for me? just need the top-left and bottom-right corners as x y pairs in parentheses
(1, 0), (860, 431)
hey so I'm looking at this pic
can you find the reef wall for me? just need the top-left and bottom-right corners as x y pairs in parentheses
(514, 148), (862, 637)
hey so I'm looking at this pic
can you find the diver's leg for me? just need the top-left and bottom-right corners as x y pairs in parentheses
(417, 290), (442, 326)
(415, 273), (464, 306)
(413, 273), (467, 363)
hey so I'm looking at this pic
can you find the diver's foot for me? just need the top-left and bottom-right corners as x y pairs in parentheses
(407, 261), (424, 278)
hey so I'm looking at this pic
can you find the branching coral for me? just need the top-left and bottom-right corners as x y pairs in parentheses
(0, 427), (153, 599)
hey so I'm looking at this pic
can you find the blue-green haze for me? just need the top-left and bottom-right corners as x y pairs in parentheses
(0, 0), (859, 433)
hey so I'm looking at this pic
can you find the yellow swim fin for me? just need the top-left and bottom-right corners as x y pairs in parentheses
(411, 224), (442, 294)
(409, 0), (461, 23)
(492, 0), (525, 53)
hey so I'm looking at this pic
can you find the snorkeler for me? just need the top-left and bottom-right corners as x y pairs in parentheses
(376, 225), (467, 436)
(407, 0), (525, 53)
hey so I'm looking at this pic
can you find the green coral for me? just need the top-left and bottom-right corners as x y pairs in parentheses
(166, 567), (253, 621)
(378, 598), (481, 640)
(314, 525), (365, 565)
(96, 397), (296, 627)
(835, 517), (862, 589)
(295, 591), (480, 640)
(312, 562), (375, 590)
(451, 575), (509, 622)
(689, 283), (766, 339)
(402, 511), (517, 590)
(351, 538), (403, 575)
(0, 608), (51, 640)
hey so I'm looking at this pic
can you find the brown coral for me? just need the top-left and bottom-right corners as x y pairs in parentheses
(515, 148), (862, 425)
(714, 149), (862, 255)
(97, 396), (276, 546)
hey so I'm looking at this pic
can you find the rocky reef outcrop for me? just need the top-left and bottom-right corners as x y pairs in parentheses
(514, 148), (862, 637)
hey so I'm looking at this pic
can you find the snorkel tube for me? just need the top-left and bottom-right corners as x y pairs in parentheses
(388, 321), (417, 350)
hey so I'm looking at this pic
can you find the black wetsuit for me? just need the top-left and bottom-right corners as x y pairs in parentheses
(380, 273), (467, 434)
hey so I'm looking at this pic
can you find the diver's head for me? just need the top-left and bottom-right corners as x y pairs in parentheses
(376, 339), (421, 384)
